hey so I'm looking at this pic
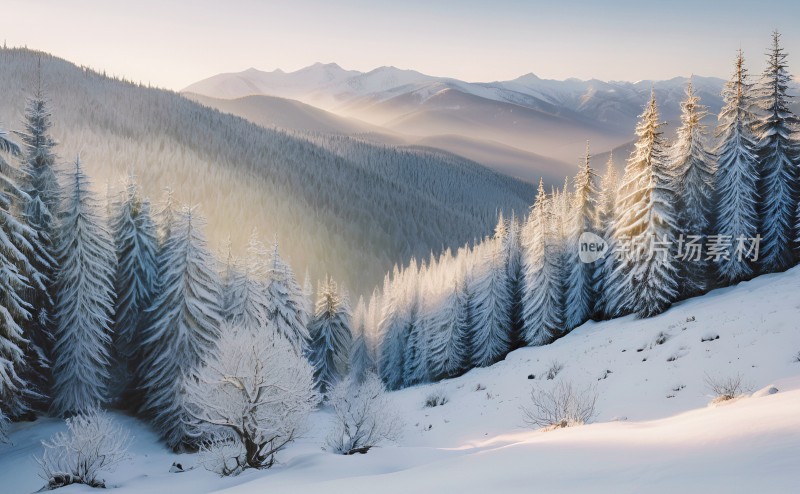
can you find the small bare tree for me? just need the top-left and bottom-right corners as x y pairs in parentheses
(185, 323), (318, 475)
(522, 380), (598, 430)
(705, 373), (751, 402)
(327, 373), (402, 455)
(36, 409), (131, 489)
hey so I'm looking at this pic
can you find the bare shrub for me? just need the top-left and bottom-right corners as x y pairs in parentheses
(522, 380), (598, 430)
(705, 373), (752, 402)
(424, 388), (448, 408)
(545, 360), (564, 380)
(327, 373), (403, 455)
(185, 323), (318, 475)
(36, 409), (131, 489)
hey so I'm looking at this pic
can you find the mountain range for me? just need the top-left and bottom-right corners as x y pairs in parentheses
(183, 63), (736, 180)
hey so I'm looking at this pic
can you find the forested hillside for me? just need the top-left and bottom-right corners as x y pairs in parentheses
(0, 48), (535, 295)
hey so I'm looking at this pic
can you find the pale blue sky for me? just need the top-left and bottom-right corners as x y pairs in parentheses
(3, 0), (798, 90)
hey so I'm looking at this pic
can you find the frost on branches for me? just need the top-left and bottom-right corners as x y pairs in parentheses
(326, 373), (402, 455)
(36, 409), (131, 489)
(186, 323), (317, 474)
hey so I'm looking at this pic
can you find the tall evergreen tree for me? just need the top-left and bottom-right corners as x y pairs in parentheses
(754, 31), (800, 272)
(225, 231), (270, 332)
(0, 131), (37, 419)
(377, 271), (406, 390)
(427, 275), (470, 380)
(470, 237), (513, 367)
(15, 87), (60, 405)
(265, 240), (310, 353)
(139, 207), (222, 451)
(349, 296), (376, 384)
(308, 277), (352, 395)
(109, 171), (158, 407)
(521, 179), (565, 345)
(51, 158), (116, 416)
(609, 92), (679, 318)
(714, 51), (760, 285)
(671, 81), (716, 297)
(594, 154), (618, 319)
(565, 144), (599, 330)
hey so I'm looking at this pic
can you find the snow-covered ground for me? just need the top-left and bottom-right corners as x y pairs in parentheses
(3, 267), (800, 493)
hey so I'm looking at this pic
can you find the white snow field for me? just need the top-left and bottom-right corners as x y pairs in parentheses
(3, 267), (800, 493)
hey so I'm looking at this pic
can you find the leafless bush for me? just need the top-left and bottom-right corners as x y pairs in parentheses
(36, 409), (131, 489)
(185, 323), (318, 474)
(545, 360), (564, 380)
(327, 373), (403, 455)
(424, 388), (448, 408)
(705, 373), (751, 402)
(522, 380), (598, 430)
(197, 432), (247, 477)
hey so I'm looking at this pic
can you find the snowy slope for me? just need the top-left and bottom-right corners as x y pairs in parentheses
(3, 267), (800, 493)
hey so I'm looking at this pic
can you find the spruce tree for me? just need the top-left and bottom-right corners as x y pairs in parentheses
(139, 207), (222, 451)
(427, 276), (469, 380)
(225, 231), (270, 332)
(308, 277), (352, 395)
(594, 154), (618, 318)
(349, 296), (376, 384)
(0, 131), (36, 419)
(565, 144), (599, 330)
(378, 271), (406, 390)
(608, 91), (679, 318)
(714, 51), (760, 285)
(51, 158), (116, 416)
(265, 240), (310, 353)
(470, 237), (513, 367)
(109, 171), (158, 407)
(671, 81), (716, 297)
(754, 31), (800, 272)
(15, 89), (60, 405)
(521, 179), (565, 345)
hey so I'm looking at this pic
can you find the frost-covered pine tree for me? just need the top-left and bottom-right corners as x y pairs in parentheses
(594, 154), (618, 319)
(378, 270), (406, 390)
(225, 231), (270, 332)
(714, 51), (760, 285)
(427, 276), (470, 380)
(521, 179), (565, 345)
(349, 297), (376, 384)
(403, 280), (430, 386)
(109, 171), (158, 406)
(308, 277), (352, 395)
(265, 240), (310, 353)
(565, 144), (599, 330)
(219, 238), (245, 322)
(0, 131), (37, 420)
(470, 237), (512, 367)
(754, 31), (800, 272)
(670, 81), (716, 297)
(51, 158), (116, 416)
(15, 88), (60, 404)
(503, 212), (525, 347)
(139, 207), (222, 451)
(608, 91), (679, 318)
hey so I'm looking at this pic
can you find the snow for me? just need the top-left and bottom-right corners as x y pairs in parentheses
(3, 266), (800, 493)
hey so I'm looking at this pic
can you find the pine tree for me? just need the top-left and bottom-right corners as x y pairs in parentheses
(308, 277), (352, 395)
(109, 171), (158, 407)
(15, 88), (60, 405)
(51, 158), (116, 416)
(225, 231), (270, 332)
(139, 207), (222, 451)
(503, 213), (525, 348)
(608, 91), (679, 318)
(565, 143), (599, 330)
(349, 297), (376, 384)
(427, 276), (469, 380)
(470, 236), (513, 367)
(0, 131), (37, 419)
(671, 81), (716, 297)
(377, 272), (406, 390)
(521, 179), (565, 345)
(714, 51), (760, 285)
(219, 237), (246, 322)
(594, 154), (618, 318)
(265, 240), (310, 353)
(754, 31), (800, 272)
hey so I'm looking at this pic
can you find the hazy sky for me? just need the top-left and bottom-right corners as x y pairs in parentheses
(3, 0), (799, 90)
